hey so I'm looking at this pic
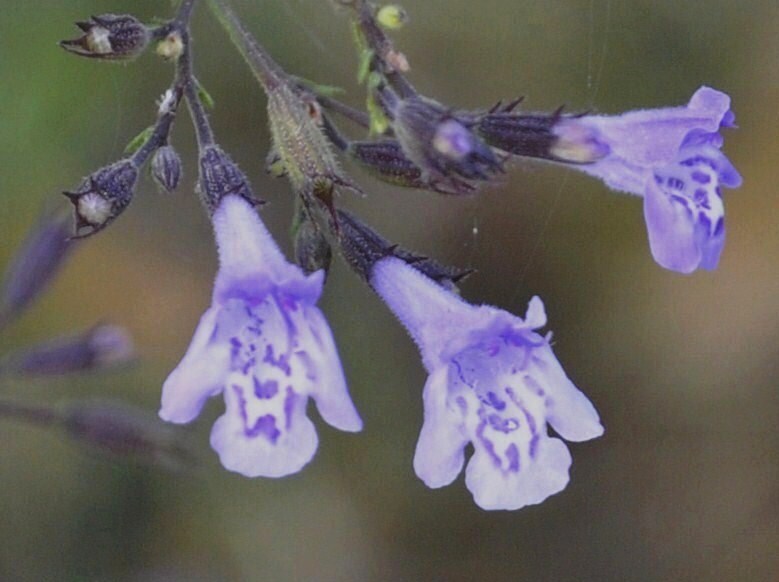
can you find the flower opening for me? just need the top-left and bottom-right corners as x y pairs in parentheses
(371, 257), (603, 510)
(160, 195), (361, 478)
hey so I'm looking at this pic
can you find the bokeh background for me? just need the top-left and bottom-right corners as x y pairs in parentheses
(1, 0), (777, 580)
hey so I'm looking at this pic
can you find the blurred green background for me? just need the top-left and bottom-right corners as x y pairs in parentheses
(1, 0), (777, 580)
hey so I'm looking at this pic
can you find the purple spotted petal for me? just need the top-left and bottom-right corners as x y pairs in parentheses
(372, 258), (602, 511)
(465, 436), (571, 511)
(210, 374), (318, 478)
(160, 195), (361, 478)
(643, 178), (702, 273)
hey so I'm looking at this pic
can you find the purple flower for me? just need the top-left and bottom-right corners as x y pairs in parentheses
(160, 195), (362, 477)
(371, 258), (603, 510)
(553, 86), (742, 273)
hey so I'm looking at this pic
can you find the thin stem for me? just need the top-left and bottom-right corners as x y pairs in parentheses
(183, 69), (214, 147)
(0, 400), (60, 427)
(174, 0), (199, 28)
(321, 115), (350, 151)
(317, 95), (371, 129)
(206, 0), (286, 91)
(131, 87), (183, 166)
(352, 1), (416, 98)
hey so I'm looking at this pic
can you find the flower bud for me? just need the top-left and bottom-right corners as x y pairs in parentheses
(1, 324), (134, 376)
(294, 213), (333, 276)
(347, 139), (474, 195)
(60, 14), (150, 61)
(198, 146), (262, 214)
(377, 5), (409, 30)
(62, 400), (196, 471)
(63, 160), (139, 237)
(151, 145), (182, 193)
(391, 95), (502, 182)
(0, 207), (74, 325)
(156, 31), (185, 61)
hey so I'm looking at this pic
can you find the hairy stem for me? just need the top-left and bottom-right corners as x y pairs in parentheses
(206, 0), (287, 91)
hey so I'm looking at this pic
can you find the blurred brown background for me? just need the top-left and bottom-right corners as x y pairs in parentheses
(0, 0), (777, 580)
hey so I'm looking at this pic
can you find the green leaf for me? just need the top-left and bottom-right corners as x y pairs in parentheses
(197, 82), (216, 109)
(357, 48), (375, 85)
(124, 126), (155, 155)
(293, 76), (345, 98)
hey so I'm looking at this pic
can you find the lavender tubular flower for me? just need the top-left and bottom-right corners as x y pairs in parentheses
(160, 194), (362, 477)
(0, 208), (74, 326)
(0, 324), (134, 376)
(63, 401), (196, 471)
(551, 86), (742, 273)
(371, 258), (603, 510)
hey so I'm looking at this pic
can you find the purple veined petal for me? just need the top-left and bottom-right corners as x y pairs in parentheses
(212, 195), (322, 304)
(585, 86), (731, 166)
(301, 305), (363, 432)
(465, 436), (572, 511)
(528, 344), (604, 442)
(570, 86), (735, 196)
(413, 366), (469, 488)
(371, 257), (484, 370)
(686, 86), (733, 122)
(210, 373), (319, 478)
(643, 179), (702, 274)
(160, 307), (231, 424)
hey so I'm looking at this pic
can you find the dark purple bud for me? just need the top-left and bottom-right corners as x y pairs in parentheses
(151, 145), (182, 193)
(347, 139), (475, 195)
(1, 324), (134, 376)
(0, 207), (75, 326)
(63, 160), (139, 238)
(476, 110), (609, 164)
(293, 212), (332, 276)
(60, 14), (151, 61)
(198, 146), (262, 214)
(390, 94), (502, 183)
(335, 209), (472, 289)
(62, 400), (196, 471)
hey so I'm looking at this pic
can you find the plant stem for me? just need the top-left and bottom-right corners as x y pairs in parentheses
(206, 0), (287, 91)
(0, 400), (59, 427)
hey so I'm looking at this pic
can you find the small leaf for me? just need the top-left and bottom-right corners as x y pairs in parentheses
(124, 125), (155, 155)
(367, 94), (389, 136)
(293, 76), (345, 98)
(357, 48), (375, 85)
(197, 82), (216, 109)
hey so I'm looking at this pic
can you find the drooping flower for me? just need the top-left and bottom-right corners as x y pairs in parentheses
(371, 257), (603, 510)
(160, 194), (362, 478)
(550, 86), (742, 273)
